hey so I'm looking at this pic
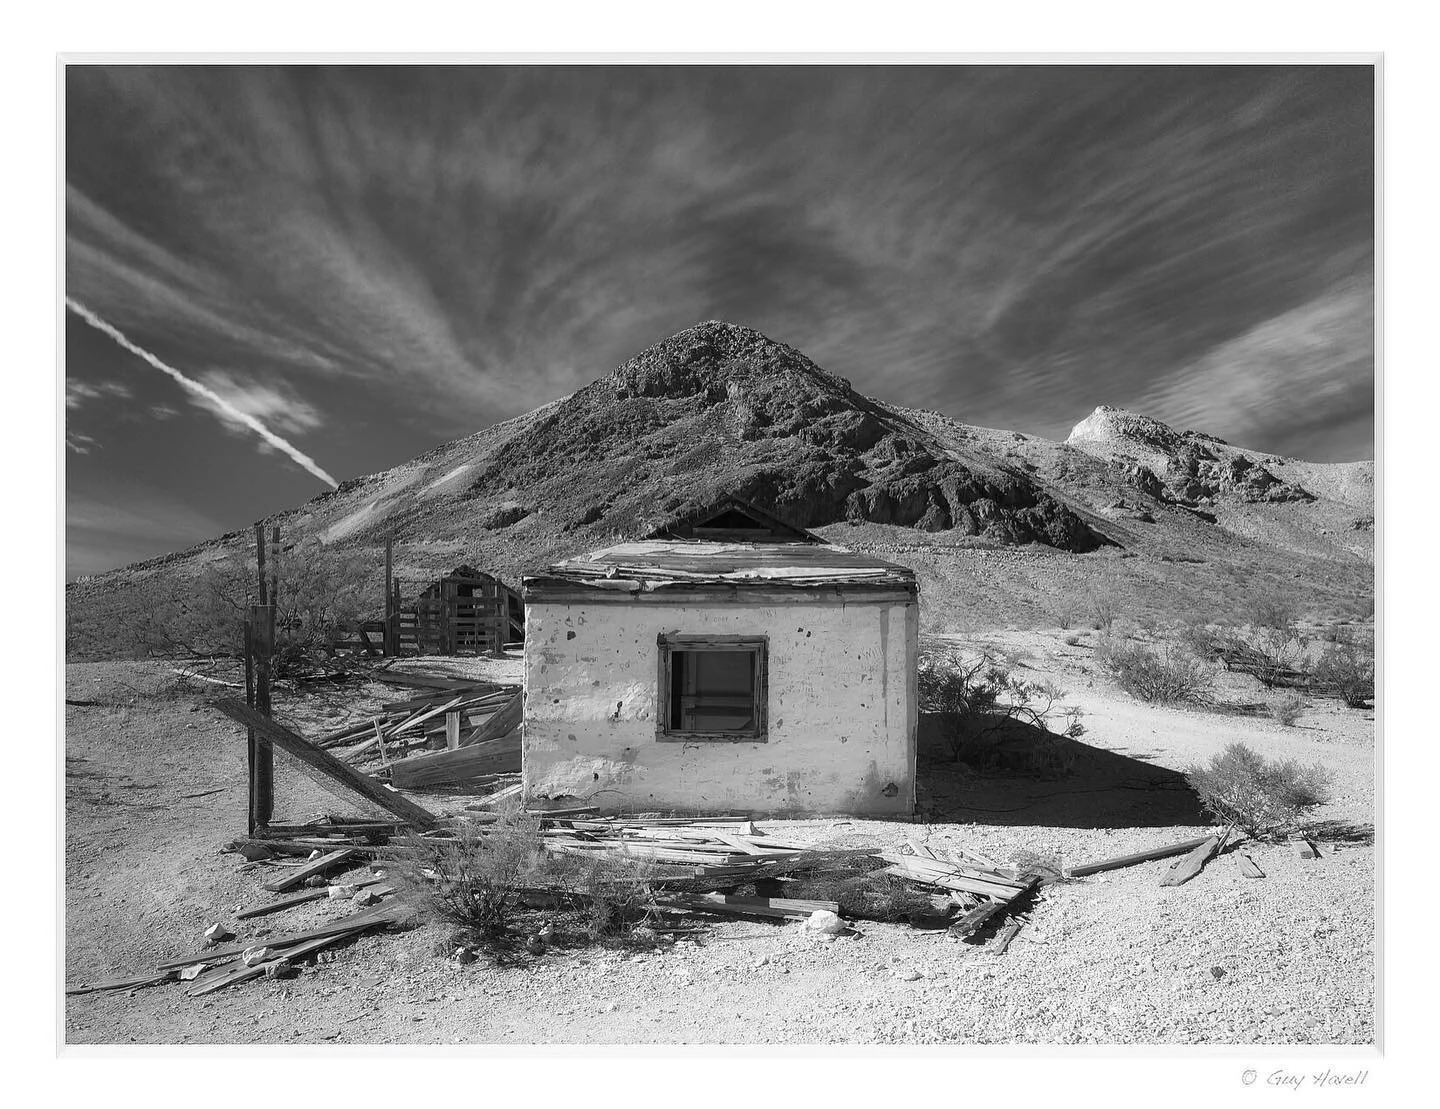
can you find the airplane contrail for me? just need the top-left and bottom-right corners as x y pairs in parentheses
(65, 297), (339, 488)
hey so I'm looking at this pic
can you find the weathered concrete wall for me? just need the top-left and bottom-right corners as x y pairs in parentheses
(523, 596), (917, 815)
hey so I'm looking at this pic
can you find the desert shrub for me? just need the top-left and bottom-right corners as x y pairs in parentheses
(1270, 693), (1305, 726)
(391, 811), (659, 960)
(1096, 637), (1214, 704)
(918, 647), (1084, 769)
(1251, 593), (1301, 632)
(566, 852), (659, 940)
(1186, 742), (1332, 839)
(393, 813), (548, 952)
(1313, 637), (1375, 707)
(114, 539), (372, 668)
(1063, 633), (1083, 647)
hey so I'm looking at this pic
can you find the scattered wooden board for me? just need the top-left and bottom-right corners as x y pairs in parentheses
(213, 699), (438, 828)
(66, 969), (177, 995)
(1067, 835), (1216, 878)
(263, 847), (360, 893)
(993, 921), (1024, 955)
(664, 893), (839, 920)
(237, 877), (390, 919)
(1160, 835), (1223, 887)
(160, 903), (408, 970)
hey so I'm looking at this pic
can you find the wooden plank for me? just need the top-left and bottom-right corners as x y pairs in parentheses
(387, 734), (522, 789)
(1160, 835), (1222, 887)
(376, 672), (500, 691)
(1067, 835), (1216, 878)
(1236, 852), (1267, 879)
(66, 969), (177, 995)
(445, 711), (460, 751)
(993, 921), (1024, 954)
(237, 880), (392, 920)
(213, 700), (439, 828)
(387, 694), (467, 738)
(187, 933), (345, 996)
(460, 690), (523, 748)
(948, 900), (1009, 937)
(664, 893), (839, 920)
(160, 903), (407, 970)
(466, 781), (523, 810)
(263, 847), (360, 893)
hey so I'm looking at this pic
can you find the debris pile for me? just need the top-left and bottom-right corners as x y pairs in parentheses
(313, 673), (523, 792)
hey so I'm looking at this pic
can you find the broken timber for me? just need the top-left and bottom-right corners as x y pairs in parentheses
(237, 877), (389, 919)
(1159, 834), (1224, 887)
(1066, 835), (1216, 878)
(159, 903), (407, 971)
(213, 699), (439, 828)
(262, 847), (360, 893)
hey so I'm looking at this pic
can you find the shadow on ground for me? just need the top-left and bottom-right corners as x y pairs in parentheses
(916, 714), (1207, 830)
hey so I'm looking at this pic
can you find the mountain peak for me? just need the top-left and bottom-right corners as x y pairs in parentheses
(1067, 406), (1312, 506)
(605, 320), (855, 401)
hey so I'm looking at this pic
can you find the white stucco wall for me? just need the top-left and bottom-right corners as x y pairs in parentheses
(522, 594), (918, 815)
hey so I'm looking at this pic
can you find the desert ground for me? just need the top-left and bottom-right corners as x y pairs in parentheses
(64, 624), (1374, 1046)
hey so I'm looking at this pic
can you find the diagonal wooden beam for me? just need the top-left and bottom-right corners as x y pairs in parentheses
(213, 699), (439, 828)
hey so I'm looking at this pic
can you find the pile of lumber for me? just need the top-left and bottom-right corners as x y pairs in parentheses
(308, 675), (523, 789)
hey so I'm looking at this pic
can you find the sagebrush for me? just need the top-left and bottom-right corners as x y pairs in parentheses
(1097, 637), (1214, 704)
(918, 646), (1084, 774)
(389, 811), (659, 960)
(97, 539), (374, 672)
(1186, 742), (1332, 839)
(1313, 638), (1374, 707)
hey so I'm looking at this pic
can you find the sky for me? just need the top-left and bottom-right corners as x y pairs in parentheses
(64, 64), (1375, 578)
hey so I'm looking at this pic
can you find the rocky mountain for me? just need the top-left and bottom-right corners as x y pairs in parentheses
(67, 321), (1375, 653)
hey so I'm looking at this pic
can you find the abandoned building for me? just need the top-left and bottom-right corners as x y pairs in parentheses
(385, 564), (525, 656)
(520, 497), (919, 815)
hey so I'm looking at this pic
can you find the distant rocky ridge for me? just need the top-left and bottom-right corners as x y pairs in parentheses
(67, 321), (1375, 655)
(465, 321), (1107, 551)
(1067, 405), (1315, 506)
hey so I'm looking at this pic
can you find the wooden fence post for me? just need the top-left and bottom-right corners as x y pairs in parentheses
(244, 618), (257, 836)
(249, 520), (276, 830)
(383, 536), (394, 657)
(249, 603), (275, 830)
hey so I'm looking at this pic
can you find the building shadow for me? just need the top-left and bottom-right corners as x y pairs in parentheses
(916, 713), (1208, 829)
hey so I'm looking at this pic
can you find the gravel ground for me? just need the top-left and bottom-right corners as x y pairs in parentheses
(64, 636), (1374, 1046)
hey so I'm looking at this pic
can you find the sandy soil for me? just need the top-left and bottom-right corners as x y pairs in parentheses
(63, 633), (1375, 1046)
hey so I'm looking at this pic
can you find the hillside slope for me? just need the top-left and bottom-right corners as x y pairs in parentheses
(67, 322), (1374, 654)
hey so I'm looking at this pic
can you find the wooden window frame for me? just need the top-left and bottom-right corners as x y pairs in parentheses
(656, 633), (769, 743)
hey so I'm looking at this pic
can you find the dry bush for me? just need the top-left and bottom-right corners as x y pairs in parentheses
(1096, 637), (1214, 704)
(390, 812), (660, 960)
(95, 539), (373, 669)
(1186, 742), (1332, 840)
(918, 648), (1084, 768)
(565, 852), (659, 940)
(1314, 637), (1375, 707)
(391, 813), (548, 954)
(1270, 693), (1306, 726)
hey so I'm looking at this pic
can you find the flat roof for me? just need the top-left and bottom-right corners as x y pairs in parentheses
(524, 539), (917, 594)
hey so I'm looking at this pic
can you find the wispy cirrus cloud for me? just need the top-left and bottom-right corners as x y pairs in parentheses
(194, 370), (324, 437)
(66, 377), (131, 410)
(64, 63), (1374, 581)
(66, 297), (338, 487)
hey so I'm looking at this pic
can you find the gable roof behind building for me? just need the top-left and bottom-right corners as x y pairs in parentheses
(644, 495), (821, 544)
